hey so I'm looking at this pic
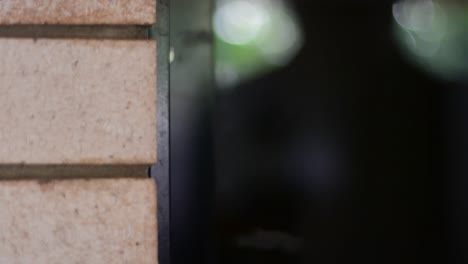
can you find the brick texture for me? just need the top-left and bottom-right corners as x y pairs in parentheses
(0, 39), (157, 167)
(0, 178), (158, 264)
(0, 0), (156, 25)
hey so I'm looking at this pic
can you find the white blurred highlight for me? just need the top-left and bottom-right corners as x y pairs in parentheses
(255, 3), (303, 66)
(393, 0), (435, 32)
(214, 1), (270, 45)
(214, 0), (304, 88)
(392, 0), (468, 81)
(393, 0), (447, 58)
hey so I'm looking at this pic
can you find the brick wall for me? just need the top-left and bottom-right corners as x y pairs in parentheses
(0, 1), (159, 263)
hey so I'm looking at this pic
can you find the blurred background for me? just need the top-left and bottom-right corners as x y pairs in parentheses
(170, 0), (468, 263)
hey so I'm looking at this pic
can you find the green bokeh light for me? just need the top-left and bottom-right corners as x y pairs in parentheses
(214, 0), (303, 88)
(393, 0), (468, 81)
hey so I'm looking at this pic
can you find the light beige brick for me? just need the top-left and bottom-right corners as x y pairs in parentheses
(0, 39), (157, 169)
(0, 0), (156, 25)
(0, 178), (158, 264)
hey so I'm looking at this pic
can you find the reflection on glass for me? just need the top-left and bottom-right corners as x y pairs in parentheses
(214, 0), (304, 88)
(393, 0), (468, 81)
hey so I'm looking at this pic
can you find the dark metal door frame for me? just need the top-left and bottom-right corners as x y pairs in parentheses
(150, 0), (171, 263)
